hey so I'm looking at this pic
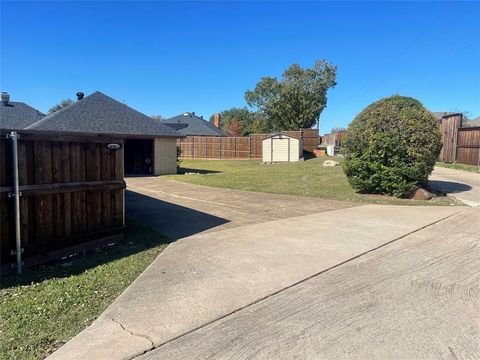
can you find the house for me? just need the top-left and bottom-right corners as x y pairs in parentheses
(162, 112), (224, 137)
(23, 91), (182, 175)
(0, 92), (45, 129)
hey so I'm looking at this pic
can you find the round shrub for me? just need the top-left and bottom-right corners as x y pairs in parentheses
(342, 95), (442, 198)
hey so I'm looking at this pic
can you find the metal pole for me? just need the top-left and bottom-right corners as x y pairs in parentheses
(9, 131), (22, 274)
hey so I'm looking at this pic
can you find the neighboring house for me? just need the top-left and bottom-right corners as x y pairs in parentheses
(463, 116), (480, 128)
(24, 91), (182, 175)
(0, 92), (45, 129)
(162, 112), (224, 136)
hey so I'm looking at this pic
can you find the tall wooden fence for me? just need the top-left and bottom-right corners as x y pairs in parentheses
(320, 131), (346, 147)
(439, 114), (480, 166)
(178, 129), (319, 160)
(0, 130), (125, 269)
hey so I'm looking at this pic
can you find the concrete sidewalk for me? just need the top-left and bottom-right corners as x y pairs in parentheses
(48, 205), (463, 360)
(141, 208), (480, 360)
(429, 166), (480, 207)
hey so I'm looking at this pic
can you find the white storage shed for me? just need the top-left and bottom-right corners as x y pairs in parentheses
(262, 133), (303, 163)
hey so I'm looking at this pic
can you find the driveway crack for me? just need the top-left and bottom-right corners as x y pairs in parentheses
(110, 318), (155, 358)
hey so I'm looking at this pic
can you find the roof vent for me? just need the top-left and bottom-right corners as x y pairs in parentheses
(76, 92), (84, 101)
(1, 92), (10, 104)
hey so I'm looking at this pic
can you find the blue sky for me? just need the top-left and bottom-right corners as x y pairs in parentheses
(1, 1), (479, 134)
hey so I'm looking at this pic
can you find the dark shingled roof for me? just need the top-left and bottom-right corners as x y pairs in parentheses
(26, 91), (181, 138)
(162, 112), (224, 136)
(0, 101), (45, 130)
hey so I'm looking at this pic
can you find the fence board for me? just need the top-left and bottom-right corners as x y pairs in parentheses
(456, 126), (480, 166)
(0, 130), (125, 266)
(178, 129), (319, 160)
(439, 114), (480, 166)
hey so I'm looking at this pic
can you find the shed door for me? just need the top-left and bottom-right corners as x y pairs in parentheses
(272, 138), (290, 162)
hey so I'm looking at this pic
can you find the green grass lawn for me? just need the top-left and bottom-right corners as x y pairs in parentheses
(0, 218), (169, 360)
(436, 162), (480, 173)
(168, 157), (456, 206)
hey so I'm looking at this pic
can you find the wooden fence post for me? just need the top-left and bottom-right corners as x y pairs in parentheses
(453, 114), (462, 163)
(192, 137), (195, 159)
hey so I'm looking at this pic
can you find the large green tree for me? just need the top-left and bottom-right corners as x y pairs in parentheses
(210, 107), (270, 135)
(245, 60), (337, 131)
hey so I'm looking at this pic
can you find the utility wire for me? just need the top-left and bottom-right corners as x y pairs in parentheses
(343, 1), (455, 106)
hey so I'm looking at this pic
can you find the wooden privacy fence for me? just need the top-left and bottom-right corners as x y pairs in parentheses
(320, 131), (346, 147)
(439, 114), (480, 166)
(178, 129), (319, 160)
(0, 130), (125, 271)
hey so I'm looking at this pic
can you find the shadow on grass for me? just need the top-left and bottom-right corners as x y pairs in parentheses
(0, 218), (171, 289)
(177, 167), (223, 175)
(302, 151), (317, 161)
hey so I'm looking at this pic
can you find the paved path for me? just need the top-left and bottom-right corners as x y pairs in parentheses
(140, 208), (480, 360)
(49, 202), (467, 360)
(429, 166), (480, 207)
(125, 177), (355, 239)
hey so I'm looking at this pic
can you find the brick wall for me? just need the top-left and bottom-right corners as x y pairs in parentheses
(153, 138), (178, 175)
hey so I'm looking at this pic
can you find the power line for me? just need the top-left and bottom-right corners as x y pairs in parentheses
(395, 41), (477, 92)
(343, 1), (455, 106)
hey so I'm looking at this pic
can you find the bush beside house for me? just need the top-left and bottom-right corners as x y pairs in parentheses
(342, 95), (442, 198)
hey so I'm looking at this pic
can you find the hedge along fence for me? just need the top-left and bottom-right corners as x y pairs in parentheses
(439, 114), (480, 166)
(178, 129), (319, 160)
(0, 130), (125, 272)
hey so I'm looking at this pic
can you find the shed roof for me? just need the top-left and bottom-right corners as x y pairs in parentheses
(0, 101), (45, 130)
(162, 112), (224, 136)
(26, 91), (181, 138)
(262, 132), (300, 140)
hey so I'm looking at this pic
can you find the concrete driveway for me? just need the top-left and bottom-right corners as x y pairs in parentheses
(49, 180), (476, 360)
(125, 177), (355, 239)
(140, 207), (480, 360)
(429, 166), (480, 207)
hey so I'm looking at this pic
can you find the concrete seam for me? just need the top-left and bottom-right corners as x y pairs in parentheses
(131, 207), (466, 358)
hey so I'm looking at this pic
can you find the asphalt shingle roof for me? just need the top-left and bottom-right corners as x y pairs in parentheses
(0, 101), (45, 130)
(162, 112), (224, 136)
(26, 91), (181, 138)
